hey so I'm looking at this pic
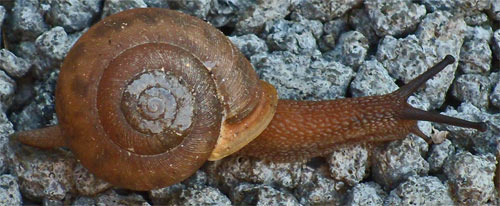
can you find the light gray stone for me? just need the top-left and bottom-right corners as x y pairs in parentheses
(229, 34), (268, 58)
(262, 19), (318, 55)
(7, 145), (76, 202)
(234, 0), (292, 35)
(346, 182), (386, 206)
(491, 74), (500, 108)
(421, 0), (492, 15)
(252, 51), (354, 100)
(73, 164), (112, 196)
(364, 0), (426, 36)
(0, 175), (22, 206)
(232, 183), (300, 206)
(384, 176), (454, 205)
(493, 29), (500, 61)
(349, 9), (380, 47)
(293, 0), (362, 21)
(45, 0), (101, 32)
(324, 31), (369, 69)
(427, 139), (455, 173)
(177, 186), (231, 206)
(0, 6), (5, 48)
(318, 17), (349, 51)
(452, 74), (491, 109)
(10, 0), (49, 41)
(0, 49), (31, 78)
(326, 143), (370, 186)
(0, 70), (15, 111)
(444, 151), (496, 205)
(490, 0), (500, 20)
(459, 25), (493, 74)
(213, 155), (305, 190)
(208, 0), (254, 27)
(350, 59), (398, 97)
(169, 0), (212, 19)
(101, 0), (147, 18)
(372, 136), (429, 188)
(294, 170), (342, 206)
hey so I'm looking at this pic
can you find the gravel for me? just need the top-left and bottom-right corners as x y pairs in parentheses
(2, 0), (499, 205)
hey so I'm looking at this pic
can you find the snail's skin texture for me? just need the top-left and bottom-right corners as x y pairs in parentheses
(12, 8), (487, 191)
(239, 55), (487, 161)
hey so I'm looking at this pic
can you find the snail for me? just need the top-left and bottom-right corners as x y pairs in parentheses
(12, 8), (487, 191)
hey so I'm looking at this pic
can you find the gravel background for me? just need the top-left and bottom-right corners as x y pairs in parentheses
(0, 0), (499, 205)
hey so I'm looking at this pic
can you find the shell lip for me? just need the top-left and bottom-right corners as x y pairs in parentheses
(208, 80), (278, 161)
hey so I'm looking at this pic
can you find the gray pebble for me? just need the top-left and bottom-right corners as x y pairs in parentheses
(0, 49), (31, 78)
(372, 135), (429, 188)
(376, 35), (428, 85)
(444, 151), (496, 205)
(350, 59), (398, 97)
(490, 0), (500, 20)
(207, 0), (253, 27)
(415, 12), (467, 108)
(318, 17), (349, 51)
(451, 74), (491, 109)
(10, 0), (49, 41)
(493, 29), (500, 61)
(101, 0), (147, 18)
(0, 111), (14, 174)
(346, 182), (386, 206)
(143, 0), (169, 8)
(459, 25), (493, 74)
(326, 143), (370, 186)
(177, 186), (231, 206)
(252, 51), (354, 100)
(73, 164), (112, 196)
(384, 176), (454, 205)
(293, 0), (362, 21)
(0, 6), (5, 48)
(232, 183), (300, 206)
(10, 70), (57, 132)
(427, 139), (455, 173)
(45, 0), (101, 32)
(149, 183), (185, 205)
(7, 145), (76, 202)
(234, 0), (292, 35)
(464, 12), (489, 25)
(491, 75), (500, 108)
(262, 19), (317, 55)
(324, 31), (369, 69)
(229, 34), (268, 58)
(438, 103), (495, 154)
(421, 0), (492, 15)
(213, 156), (305, 190)
(0, 70), (15, 111)
(364, 0), (426, 36)
(349, 9), (380, 47)
(35, 27), (72, 64)
(169, 0), (211, 19)
(294, 168), (343, 205)
(0, 175), (22, 206)
(79, 189), (150, 205)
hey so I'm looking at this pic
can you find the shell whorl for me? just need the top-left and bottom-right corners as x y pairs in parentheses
(55, 8), (264, 190)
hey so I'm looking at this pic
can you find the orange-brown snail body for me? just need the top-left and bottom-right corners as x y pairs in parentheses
(13, 8), (487, 191)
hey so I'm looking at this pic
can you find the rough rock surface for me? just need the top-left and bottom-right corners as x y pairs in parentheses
(2, 0), (499, 205)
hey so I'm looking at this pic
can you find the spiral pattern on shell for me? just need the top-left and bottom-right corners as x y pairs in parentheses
(55, 8), (262, 190)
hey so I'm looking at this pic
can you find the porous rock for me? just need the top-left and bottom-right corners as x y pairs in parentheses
(384, 176), (454, 205)
(444, 151), (496, 205)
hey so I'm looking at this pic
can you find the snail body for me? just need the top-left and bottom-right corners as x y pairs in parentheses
(14, 8), (486, 191)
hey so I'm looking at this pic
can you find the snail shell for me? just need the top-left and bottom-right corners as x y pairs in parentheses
(55, 8), (277, 190)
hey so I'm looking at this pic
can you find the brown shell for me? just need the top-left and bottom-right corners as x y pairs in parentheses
(56, 8), (266, 190)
